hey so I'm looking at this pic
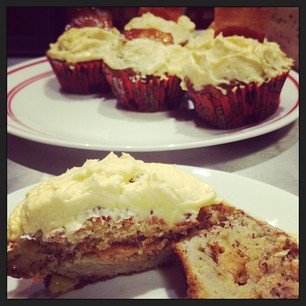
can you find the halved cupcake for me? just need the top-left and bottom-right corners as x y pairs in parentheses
(7, 152), (223, 295)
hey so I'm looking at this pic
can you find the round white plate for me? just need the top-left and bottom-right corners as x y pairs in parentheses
(7, 166), (298, 299)
(7, 57), (299, 152)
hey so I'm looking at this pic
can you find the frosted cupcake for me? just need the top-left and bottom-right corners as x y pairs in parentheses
(47, 27), (124, 94)
(102, 31), (189, 112)
(181, 30), (294, 129)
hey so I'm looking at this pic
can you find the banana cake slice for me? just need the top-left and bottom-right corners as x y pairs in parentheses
(173, 204), (299, 299)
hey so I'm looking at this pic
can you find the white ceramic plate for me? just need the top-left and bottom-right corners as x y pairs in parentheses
(7, 166), (298, 299)
(7, 57), (299, 152)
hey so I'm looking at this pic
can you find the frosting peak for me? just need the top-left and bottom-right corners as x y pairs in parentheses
(181, 30), (294, 92)
(47, 27), (124, 64)
(103, 38), (189, 79)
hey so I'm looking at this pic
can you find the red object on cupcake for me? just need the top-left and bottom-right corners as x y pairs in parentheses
(123, 10), (196, 45)
(123, 28), (174, 45)
(102, 28), (187, 112)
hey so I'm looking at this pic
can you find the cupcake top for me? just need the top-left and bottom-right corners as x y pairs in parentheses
(103, 37), (189, 79)
(184, 28), (215, 50)
(7, 152), (222, 241)
(181, 30), (294, 93)
(47, 27), (124, 64)
(124, 12), (196, 44)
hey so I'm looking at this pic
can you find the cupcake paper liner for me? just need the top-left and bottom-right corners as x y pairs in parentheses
(47, 56), (110, 94)
(186, 72), (289, 129)
(103, 64), (184, 112)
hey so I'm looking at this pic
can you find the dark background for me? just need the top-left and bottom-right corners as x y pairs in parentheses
(7, 7), (214, 57)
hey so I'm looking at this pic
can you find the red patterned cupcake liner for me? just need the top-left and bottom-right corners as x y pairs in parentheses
(47, 56), (110, 94)
(186, 72), (289, 129)
(102, 64), (184, 112)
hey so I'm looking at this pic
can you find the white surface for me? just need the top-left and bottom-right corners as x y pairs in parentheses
(7, 166), (299, 299)
(7, 57), (299, 152)
(235, 142), (299, 196)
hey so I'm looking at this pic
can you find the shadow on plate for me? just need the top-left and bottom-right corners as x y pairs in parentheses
(43, 77), (114, 102)
(8, 262), (187, 299)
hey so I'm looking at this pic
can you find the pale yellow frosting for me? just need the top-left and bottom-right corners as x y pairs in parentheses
(185, 29), (215, 50)
(7, 152), (222, 241)
(124, 12), (196, 44)
(181, 31), (294, 93)
(47, 27), (124, 64)
(103, 38), (189, 79)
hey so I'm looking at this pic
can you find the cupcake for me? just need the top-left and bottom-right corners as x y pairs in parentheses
(102, 29), (189, 112)
(124, 11), (196, 45)
(65, 7), (113, 31)
(181, 27), (294, 129)
(138, 7), (183, 22)
(47, 13), (124, 95)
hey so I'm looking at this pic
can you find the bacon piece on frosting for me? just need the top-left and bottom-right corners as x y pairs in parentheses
(123, 28), (174, 45)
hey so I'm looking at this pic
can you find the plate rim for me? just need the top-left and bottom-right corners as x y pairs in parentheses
(7, 57), (299, 152)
